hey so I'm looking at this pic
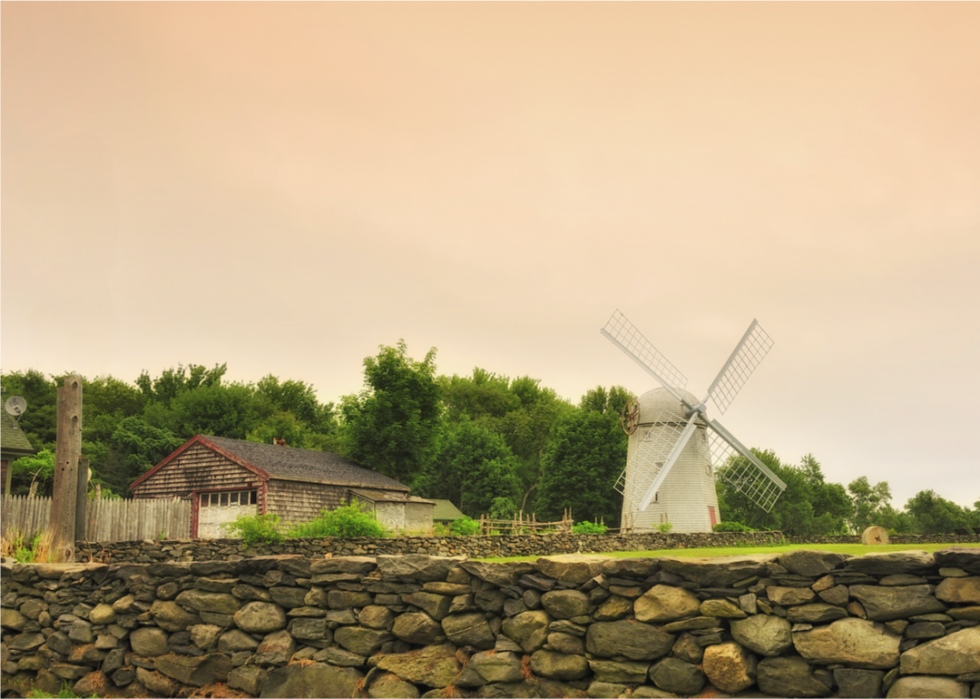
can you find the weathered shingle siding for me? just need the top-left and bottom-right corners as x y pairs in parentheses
(133, 443), (258, 501)
(265, 479), (348, 525)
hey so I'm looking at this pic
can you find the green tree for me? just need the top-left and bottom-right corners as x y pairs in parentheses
(136, 363), (228, 403)
(717, 451), (852, 536)
(904, 490), (971, 534)
(145, 382), (260, 439)
(536, 400), (627, 527)
(9, 449), (56, 496)
(254, 375), (337, 436)
(0, 370), (58, 448)
(847, 476), (895, 532)
(247, 411), (320, 450)
(340, 341), (442, 485)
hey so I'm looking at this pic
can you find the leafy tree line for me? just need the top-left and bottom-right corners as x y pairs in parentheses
(4, 341), (979, 535)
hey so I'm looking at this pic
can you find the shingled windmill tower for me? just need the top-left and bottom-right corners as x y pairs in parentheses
(601, 310), (787, 533)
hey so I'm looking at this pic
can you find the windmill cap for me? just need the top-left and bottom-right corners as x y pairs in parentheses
(636, 387), (701, 425)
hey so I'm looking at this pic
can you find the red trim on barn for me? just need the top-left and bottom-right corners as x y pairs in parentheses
(130, 435), (270, 492)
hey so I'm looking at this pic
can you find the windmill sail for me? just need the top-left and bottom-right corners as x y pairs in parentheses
(705, 320), (774, 415)
(601, 310), (691, 406)
(615, 406), (694, 511)
(700, 418), (786, 513)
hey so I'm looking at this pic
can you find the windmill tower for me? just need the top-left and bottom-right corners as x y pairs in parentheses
(602, 310), (787, 533)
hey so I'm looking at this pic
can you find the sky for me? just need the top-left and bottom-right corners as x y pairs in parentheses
(3, 3), (979, 509)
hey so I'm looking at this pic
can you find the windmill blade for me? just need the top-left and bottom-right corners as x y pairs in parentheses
(702, 418), (786, 513)
(615, 406), (696, 512)
(704, 320), (774, 414)
(601, 310), (691, 406)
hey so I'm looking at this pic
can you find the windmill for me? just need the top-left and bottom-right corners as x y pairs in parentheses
(601, 310), (787, 533)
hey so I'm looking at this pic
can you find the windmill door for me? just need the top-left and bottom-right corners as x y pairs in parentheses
(708, 506), (717, 528)
(198, 490), (259, 538)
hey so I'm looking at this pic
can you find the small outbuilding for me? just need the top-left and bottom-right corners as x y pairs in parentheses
(2, 411), (36, 496)
(131, 435), (432, 538)
(431, 499), (465, 525)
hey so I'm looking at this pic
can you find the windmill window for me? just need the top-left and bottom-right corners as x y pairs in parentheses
(706, 464), (713, 476)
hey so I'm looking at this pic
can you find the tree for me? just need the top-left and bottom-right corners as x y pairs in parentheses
(9, 449), (56, 496)
(905, 490), (971, 534)
(847, 476), (896, 532)
(536, 403), (627, 527)
(415, 417), (522, 517)
(254, 374), (337, 436)
(340, 341), (442, 485)
(717, 451), (852, 536)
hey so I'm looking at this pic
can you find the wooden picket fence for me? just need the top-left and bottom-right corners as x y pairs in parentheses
(1, 494), (191, 542)
(479, 508), (575, 536)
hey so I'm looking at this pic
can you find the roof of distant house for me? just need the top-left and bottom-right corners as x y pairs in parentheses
(431, 499), (465, 521)
(132, 434), (410, 492)
(1, 411), (36, 459)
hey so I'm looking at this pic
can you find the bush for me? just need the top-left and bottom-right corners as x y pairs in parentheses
(286, 502), (387, 538)
(572, 521), (608, 535)
(713, 521), (755, 533)
(450, 516), (480, 536)
(657, 522), (674, 533)
(222, 514), (284, 546)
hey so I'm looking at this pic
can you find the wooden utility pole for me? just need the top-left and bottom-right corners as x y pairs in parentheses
(75, 457), (90, 542)
(50, 376), (82, 562)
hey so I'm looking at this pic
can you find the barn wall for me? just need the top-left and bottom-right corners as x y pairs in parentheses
(265, 479), (348, 525)
(133, 442), (261, 502)
(405, 502), (434, 531)
(374, 502), (405, 531)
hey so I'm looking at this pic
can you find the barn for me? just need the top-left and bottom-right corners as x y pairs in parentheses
(131, 435), (432, 538)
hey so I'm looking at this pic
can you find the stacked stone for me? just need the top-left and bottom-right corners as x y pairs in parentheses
(74, 531), (788, 565)
(1, 547), (978, 698)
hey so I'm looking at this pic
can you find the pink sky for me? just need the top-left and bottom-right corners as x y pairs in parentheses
(3, 3), (979, 508)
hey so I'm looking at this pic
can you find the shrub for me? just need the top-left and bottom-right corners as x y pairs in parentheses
(572, 521), (608, 535)
(657, 522), (674, 533)
(286, 502), (387, 538)
(222, 513), (285, 546)
(450, 516), (480, 536)
(713, 521), (755, 533)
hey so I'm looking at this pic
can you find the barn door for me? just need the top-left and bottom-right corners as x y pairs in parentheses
(198, 490), (258, 538)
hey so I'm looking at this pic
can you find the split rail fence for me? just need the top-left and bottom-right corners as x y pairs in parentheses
(1, 494), (191, 542)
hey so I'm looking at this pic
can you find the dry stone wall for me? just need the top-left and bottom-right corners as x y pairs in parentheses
(74, 531), (787, 564)
(2, 547), (980, 698)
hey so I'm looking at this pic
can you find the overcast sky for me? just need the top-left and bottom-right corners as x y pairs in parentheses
(3, 3), (978, 509)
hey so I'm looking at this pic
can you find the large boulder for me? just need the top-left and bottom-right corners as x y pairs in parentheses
(657, 554), (777, 588)
(458, 651), (523, 685)
(585, 621), (675, 661)
(369, 644), (460, 687)
(834, 669), (885, 699)
(392, 613), (445, 645)
(218, 629), (260, 652)
(335, 627), (393, 657)
(849, 585), (946, 621)
(730, 614), (793, 657)
(768, 586), (817, 606)
(311, 556), (377, 576)
(254, 630), (296, 666)
(648, 657), (705, 695)
(261, 662), (363, 698)
(541, 590), (590, 619)
(129, 627), (169, 657)
(634, 585), (701, 623)
(376, 555), (466, 582)
(534, 556), (608, 585)
(530, 650), (589, 681)
(501, 610), (552, 653)
(403, 592), (452, 621)
(934, 547), (980, 575)
(150, 600), (202, 632)
(780, 550), (848, 577)
(702, 642), (757, 694)
(441, 612), (495, 650)
(154, 653), (232, 687)
(757, 656), (832, 698)
(368, 671), (420, 699)
(234, 602), (287, 633)
(793, 618), (901, 669)
(176, 590), (241, 615)
(845, 551), (935, 576)
(936, 577), (980, 605)
(886, 676), (970, 698)
(588, 660), (650, 684)
(460, 560), (535, 588)
(900, 627), (980, 675)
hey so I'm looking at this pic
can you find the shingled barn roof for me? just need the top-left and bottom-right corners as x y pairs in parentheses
(202, 436), (411, 492)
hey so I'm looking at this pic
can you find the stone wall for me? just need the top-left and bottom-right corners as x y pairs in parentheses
(73, 531), (980, 566)
(73, 531), (788, 565)
(3, 547), (980, 698)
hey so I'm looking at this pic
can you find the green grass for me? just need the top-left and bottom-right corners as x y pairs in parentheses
(478, 541), (980, 563)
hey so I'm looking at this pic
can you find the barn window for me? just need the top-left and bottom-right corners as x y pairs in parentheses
(230, 492), (239, 506)
(201, 497), (209, 508)
(220, 493), (229, 506)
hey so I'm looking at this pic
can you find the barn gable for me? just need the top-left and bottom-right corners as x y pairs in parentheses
(131, 438), (268, 500)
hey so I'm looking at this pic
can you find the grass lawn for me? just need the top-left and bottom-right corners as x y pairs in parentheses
(479, 542), (980, 563)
